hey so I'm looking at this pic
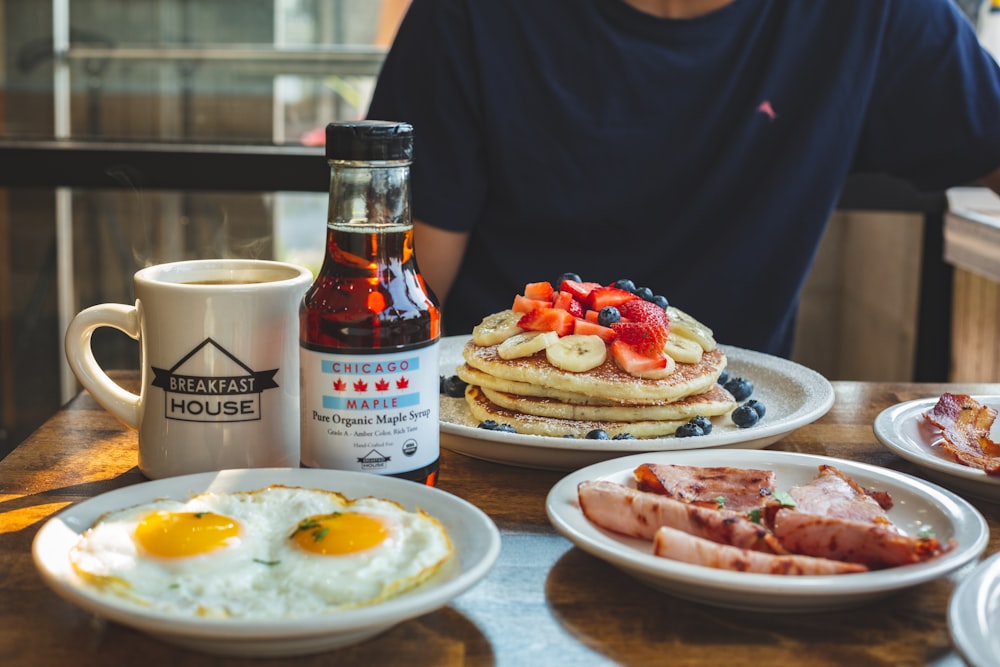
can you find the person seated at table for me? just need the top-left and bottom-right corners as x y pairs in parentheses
(367, 0), (1000, 357)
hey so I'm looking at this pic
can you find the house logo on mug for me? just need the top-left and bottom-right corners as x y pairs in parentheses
(151, 338), (279, 423)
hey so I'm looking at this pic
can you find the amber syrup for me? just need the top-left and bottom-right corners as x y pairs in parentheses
(300, 223), (441, 486)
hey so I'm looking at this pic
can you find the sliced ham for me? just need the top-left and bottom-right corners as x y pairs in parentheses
(772, 509), (952, 568)
(633, 463), (776, 512)
(788, 465), (894, 524)
(775, 465), (954, 568)
(652, 525), (868, 575)
(577, 480), (785, 554)
(577, 463), (954, 576)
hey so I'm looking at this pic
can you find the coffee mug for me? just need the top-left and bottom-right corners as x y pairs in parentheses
(64, 259), (313, 479)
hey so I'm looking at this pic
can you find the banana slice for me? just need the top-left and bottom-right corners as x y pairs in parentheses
(545, 334), (607, 373)
(666, 306), (716, 351)
(472, 309), (524, 346)
(663, 331), (703, 364)
(497, 331), (559, 360)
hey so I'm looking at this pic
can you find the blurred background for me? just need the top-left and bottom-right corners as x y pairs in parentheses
(0, 0), (988, 460)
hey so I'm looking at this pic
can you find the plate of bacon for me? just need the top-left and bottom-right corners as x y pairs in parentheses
(874, 393), (1000, 502)
(546, 449), (987, 612)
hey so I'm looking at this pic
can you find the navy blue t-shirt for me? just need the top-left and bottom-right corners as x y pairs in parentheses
(368, 0), (1000, 356)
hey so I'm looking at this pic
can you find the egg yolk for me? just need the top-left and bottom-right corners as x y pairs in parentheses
(290, 512), (389, 556)
(134, 511), (241, 558)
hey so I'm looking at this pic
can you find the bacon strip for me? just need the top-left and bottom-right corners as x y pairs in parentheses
(633, 463), (776, 512)
(578, 480), (785, 554)
(653, 525), (868, 575)
(924, 393), (1000, 474)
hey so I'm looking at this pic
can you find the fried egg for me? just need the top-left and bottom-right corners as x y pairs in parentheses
(69, 485), (454, 619)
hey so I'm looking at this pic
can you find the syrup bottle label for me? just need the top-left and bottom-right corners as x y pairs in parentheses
(300, 342), (440, 474)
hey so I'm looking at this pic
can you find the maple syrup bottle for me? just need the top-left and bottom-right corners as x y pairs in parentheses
(300, 121), (440, 485)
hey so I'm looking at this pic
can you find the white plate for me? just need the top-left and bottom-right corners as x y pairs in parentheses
(545, 449), (988, 612)
(439, 336), (834, 471)
(874, 395), (1000, 501)
(32, 468), (501, 658)
(949, 551), (1000, 667)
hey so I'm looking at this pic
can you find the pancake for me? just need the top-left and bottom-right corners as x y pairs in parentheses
(478, 384), (736, 422)
(457, 363), (627, 405)
(465, 385), (689, 438)
(462, 339), (727, 402)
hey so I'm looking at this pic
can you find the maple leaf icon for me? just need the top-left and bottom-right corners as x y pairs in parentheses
(375, 378), (390, 391)
(333, 378), (346, 391)
(396, 376), (409, 389)
(353, 380), (368, 392)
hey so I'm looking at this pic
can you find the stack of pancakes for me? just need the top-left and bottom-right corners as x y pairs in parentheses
(457, 337), (735, 438)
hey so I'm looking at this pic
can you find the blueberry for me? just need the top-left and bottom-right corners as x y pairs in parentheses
(586, 429), (612, 440)
(597, 306), (621, 326)
(439, 374), (468, 398)
(635, 286), (654, 301)
(612, 432), (637, 440)
(745, 399), (766, 418)
(557, 272), (582, 286)
(613, 278), (637, 293)
(689, 415), (713, 434)
(724, 376), (753, 401)
(562, 434), (578, 439)
(675, 422), (705, 438)
(478, 420), (517, 433)
(651, 294), (670, 310)
(717, 369), (730, 386)
(732, 404), (760, 428)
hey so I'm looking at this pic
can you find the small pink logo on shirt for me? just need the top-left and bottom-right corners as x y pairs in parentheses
(757, 100), (778, 121)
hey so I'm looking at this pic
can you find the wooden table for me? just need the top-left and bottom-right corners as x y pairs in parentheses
(3, 381), (999, 666)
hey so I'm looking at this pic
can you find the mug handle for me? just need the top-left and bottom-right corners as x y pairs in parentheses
(64, 302), (142, 428)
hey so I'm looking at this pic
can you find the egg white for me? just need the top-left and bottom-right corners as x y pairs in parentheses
(270, 493), (455, 613)
(69, 486), (454, 619)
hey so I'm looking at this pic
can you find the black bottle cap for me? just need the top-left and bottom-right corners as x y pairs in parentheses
(325, 121), (414, 161)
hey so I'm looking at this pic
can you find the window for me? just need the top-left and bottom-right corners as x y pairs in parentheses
(0, 0), (410, 457)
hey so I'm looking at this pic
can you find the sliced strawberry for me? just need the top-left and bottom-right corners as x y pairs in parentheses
(517, 307), (576, 336)
(611, 321), (667, 356)
(551, 290), (585, 318)
(619, 299), (669, 331)
(585, 286), (636, 311)
(560, 279), (603, 301)
(512, 294), (552, 313)
(611, 340), (668, 374)
(573, 318), (617, 343)
(523, 281), (555, 301)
